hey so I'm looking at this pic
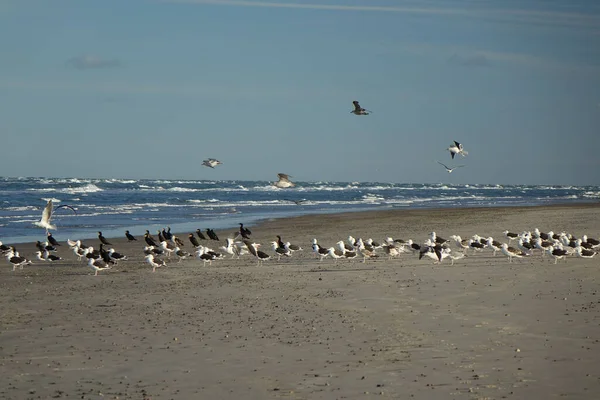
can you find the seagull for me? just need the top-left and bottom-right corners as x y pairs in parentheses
(500, 243), (528, 263)
(350, 100), (371, 116)
(202, 158), (222, 169)
(33, 200), (76, 232)
(35, 250), (62, 262)
(145, 254), (166, 272)
(107, 248), (127, 263)
(446, 141), (468, 160)
(575, 246), (596, 259)
(174, 247), (191, 262)
(6, 247), (32, 270)
(437, 161), (465, 173)
(87, 257), (111, 276)
(271, 241), (291, 260)
(273, 173), (295, 188)
(503, 230), (519, 242)
(546, 246), (569, 264)
(284, 199), (307, 205)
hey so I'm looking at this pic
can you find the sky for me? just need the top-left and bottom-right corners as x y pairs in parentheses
(1, 0), (599, 185)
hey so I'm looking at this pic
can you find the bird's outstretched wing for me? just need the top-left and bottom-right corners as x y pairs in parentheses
(454, 140), (462, 149)
(437, 161), (450, 170)
(278, 173), (292, 181)
(54, 204), (77, 215)
(284, 199), (307, 205)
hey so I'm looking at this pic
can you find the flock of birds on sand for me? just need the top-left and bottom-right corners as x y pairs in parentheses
(2, 100), (595, 275)
(3, 216), (599, 276)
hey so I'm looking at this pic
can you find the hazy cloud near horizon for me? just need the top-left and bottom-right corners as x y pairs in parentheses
(66, 55), (122, 70)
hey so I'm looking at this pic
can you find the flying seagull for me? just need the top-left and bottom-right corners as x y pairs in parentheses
(350, 100), (371, 116)
(202, 158), (222, 169)
(33, 200), (77, 232)
(437, 161), (465, 173)
(273, 173), (295, 188)
(284, 198), (307, 205)
(447, 141), (468, 159)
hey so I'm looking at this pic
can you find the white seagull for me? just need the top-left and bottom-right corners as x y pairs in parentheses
(87, 257), (111, 276)
(437, 161), (465, 173)
(202, 158), (222, 169)
(446, 141), (468, 160)
(33, 199), (76, 232)
(273, 173), (295, 188)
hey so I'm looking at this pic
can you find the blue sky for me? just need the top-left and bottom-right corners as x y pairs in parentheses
(1, 0), (599, 185)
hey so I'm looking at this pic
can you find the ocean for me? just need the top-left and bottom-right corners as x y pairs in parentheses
(1, 177), (599, 244)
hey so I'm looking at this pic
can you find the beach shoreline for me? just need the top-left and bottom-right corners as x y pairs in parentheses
(4, 201), (600, 245)
(1, 204), (599, 399)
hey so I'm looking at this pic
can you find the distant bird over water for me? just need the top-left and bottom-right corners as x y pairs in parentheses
(202, 158), (222, 169)
(437, 161), (465, 173)
(447, 141), (468, 160)
(273, 173), (295, 188)
(284, 199), (307, 205)
(33, 200), (77, 232)
(350, 100), (371, 116)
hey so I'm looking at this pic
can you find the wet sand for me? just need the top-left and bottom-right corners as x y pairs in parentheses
(1, 204), (599, 399)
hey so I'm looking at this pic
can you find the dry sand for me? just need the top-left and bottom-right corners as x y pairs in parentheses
(1, 204), (599, 399)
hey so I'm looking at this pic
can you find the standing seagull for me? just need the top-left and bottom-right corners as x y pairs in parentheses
(437, 161), (465, 173)
(87, 257), (111, 276)
(273, 173), (295, 188)
(33, 200), (76, 232)
(447, 141), (468, 159)
(202, 158), (222, 169)
(350, 100), (371, 115)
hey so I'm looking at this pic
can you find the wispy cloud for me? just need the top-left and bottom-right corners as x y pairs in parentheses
(448, 53), (490, 68)
(0, 78), (326, 100)
(163, 0), (468, 15)
(162, 0), (600, 28)
(383, 41), (599, 74)
(67, 55), (122, 70)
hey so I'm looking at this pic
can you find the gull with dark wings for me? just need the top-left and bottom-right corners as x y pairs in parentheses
(33, 199), (77, 232)
(202, 158), (222, 169)
(447, 141), (468, 159)
(350, 100), (371, 116)
(437, 161), (465, 173)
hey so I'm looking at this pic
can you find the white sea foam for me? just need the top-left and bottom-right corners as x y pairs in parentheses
(3, 206), (39, 211)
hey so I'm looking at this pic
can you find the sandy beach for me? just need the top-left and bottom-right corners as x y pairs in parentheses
(1, 204), (599, 399)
